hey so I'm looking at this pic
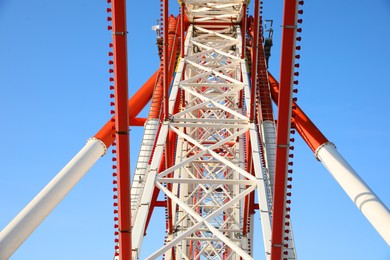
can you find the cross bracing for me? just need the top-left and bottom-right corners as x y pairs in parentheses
(130, 23), (286, 259)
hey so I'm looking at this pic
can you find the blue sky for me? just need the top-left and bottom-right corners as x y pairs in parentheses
(0, 0), (389, 259)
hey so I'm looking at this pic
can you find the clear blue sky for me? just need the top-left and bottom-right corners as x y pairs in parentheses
(0, 0), (389, 259)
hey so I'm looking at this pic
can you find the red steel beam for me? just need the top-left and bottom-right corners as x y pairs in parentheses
(249, 0), (260, 122)
(268, 73), (329, 152)
(149, 17), (180, 120)
(242, 132), (252, 237)
(248, 26), (274, 122)
(111, 0), (131, 258)
(270, 0), (298, 259)
(97, 15), (180, 146)
(241, 4), (247, 59)
(163, 0), (169, 120)
(129, 118), (147, 126)
(181, 3), (185, 58)
(95, 71), (158, 149)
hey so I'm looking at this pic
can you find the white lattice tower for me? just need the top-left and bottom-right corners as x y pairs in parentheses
(130, 0), (298, 259)
(132, 24), (272, 260)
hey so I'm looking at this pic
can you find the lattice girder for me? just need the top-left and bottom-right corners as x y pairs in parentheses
(182, 0), (249, 24)
(131, 23), (278, 259)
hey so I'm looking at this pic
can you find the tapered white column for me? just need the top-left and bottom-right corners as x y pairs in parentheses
(316, 142), (390, 245)
(0, 138), (106, 259)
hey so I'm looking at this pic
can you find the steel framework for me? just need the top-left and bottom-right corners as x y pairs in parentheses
(0, 1), (389, 260)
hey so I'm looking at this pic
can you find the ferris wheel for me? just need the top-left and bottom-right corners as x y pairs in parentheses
(0, 1), (389, 259)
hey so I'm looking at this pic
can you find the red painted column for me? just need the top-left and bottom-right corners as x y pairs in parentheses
(111, 0), (131, 259)
(95, 71), (158, 147)
(270, 0), (298, 259)
(250, 0), (260, 122)
(241, 4), (247, 59)
(242, 132), (252, 237)
(181, 3), (185, 58)
(268, 73), (329, 153)
(163, 0), (169, 120)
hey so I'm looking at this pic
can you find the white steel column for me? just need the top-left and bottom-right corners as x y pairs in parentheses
(131, 123), (169, 259)
(0, 138), (106, 260)
(316, 142), (390, 245)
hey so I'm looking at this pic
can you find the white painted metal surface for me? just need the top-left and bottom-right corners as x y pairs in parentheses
(0, 138), (106, 260)
(132, 123), (170, 259)
(183, 0), (249, 24)
(316, 142), (390, 246)
(260, 121), (276, 193)
(130, 119), (160, 221)
(131, 13), (282, 257)
(242, 57), (274, 259)
(162, 24), (256, 259)
(131, 26), (192, 258)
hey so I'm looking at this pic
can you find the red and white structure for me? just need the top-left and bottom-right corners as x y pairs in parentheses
(0, 0), (389, 259)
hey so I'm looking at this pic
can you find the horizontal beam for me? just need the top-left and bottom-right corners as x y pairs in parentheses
(156, 178), (257, 185)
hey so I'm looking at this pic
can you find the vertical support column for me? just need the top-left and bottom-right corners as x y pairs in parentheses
(163, 0), (169, 120)
(180, 6), (186, 110)
(181, 3), (185, 59)
(162, 4), (172, 256)
(243, 132), (252, 237)
(111, 0), (131, 259)
(241, 4), (247, 59)
(250, 0), (260, 122)
(270, 0), (298, 259)
(161, 7), (173, 257)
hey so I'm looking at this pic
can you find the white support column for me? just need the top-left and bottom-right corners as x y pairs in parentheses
(248, 123), (272, 259)
(131, 124), (169, 258)
(0, 138), (106, 260)
(316, 142), (390, 245)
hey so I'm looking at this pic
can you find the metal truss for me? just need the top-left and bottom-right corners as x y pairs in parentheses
(1, 2), (389, 260)
(183, 0), (249, 24)
(132, 22), (275, 259)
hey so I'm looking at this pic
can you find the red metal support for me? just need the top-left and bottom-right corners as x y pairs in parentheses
(97, 16), (180, 149)
(268, 73), (329, 152)
(248, 27), (274, 122)
(242, 132), (252, 238)
(270, 0), (298, 259)
(250, 0), (260, 122)
(163, 0), (169, 120)
(95, 71), (158, 149)
(149, 17), (180, 120)
(129, 118), (147, 126)
(111, 0), (131, 258)
(181, 3), (185, 58)
(241, 4), (247, 59)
